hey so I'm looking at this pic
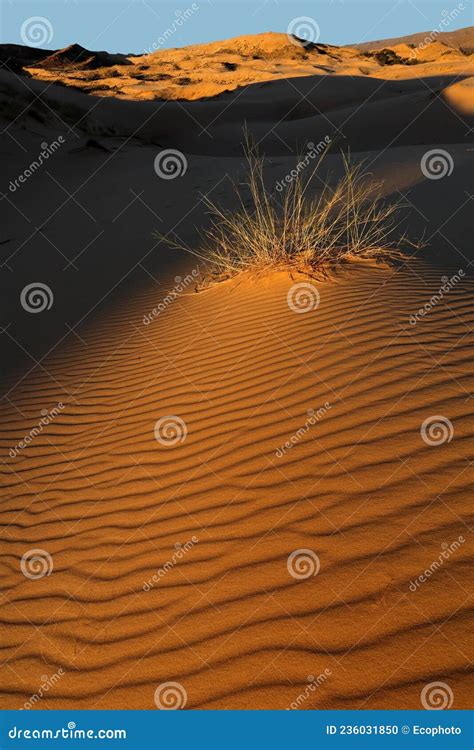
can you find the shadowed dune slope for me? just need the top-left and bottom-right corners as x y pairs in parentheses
(1, 67), (473, 157)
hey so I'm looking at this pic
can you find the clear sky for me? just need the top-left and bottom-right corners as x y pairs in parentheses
(1, 0), (472, 54)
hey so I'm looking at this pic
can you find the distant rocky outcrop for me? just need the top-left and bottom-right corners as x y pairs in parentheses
(352, 25), (474, 52)
(35, 43), (131, 70)
(0, 44), (52, 74)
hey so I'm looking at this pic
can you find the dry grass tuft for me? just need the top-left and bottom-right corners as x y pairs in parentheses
(156, 140), (417, 284)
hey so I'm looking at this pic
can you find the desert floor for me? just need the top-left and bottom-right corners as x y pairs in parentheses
(0, 30), (473, 709)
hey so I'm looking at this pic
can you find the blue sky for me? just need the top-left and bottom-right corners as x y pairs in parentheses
(1, 0), (472, 54)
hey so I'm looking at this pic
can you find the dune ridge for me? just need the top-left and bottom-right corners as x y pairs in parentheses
(1, 29), (472, 101)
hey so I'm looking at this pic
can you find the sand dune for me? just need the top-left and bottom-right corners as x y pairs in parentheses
(1, 30), (472, 101)
(1, 261), (473, 709)
(1, 66), (473, 159)
(1, 28), (473, 710)
(353, 25), (474, 53)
